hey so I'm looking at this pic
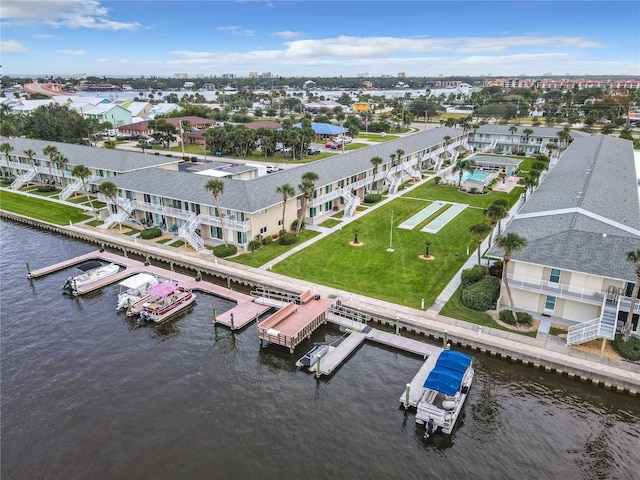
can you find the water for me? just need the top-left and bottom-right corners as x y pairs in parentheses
(2, 220), (639, 479)
(460, 171), (490, 183)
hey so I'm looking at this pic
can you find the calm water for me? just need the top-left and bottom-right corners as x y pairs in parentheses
(1, 220), (639, 480)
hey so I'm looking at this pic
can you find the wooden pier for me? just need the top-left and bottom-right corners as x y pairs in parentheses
(398, 352), (442, 408)
(318, 332), (367, 375)
(29, 250), (269, 326)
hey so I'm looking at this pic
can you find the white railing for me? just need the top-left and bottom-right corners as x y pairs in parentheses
(619, 295), (640, 314)
(198, 213), (251, 232)
(341, 188), (360, 218)
(59, 175), (100, 201)
(178, 213), (204, 252)
(507, 274), (605, 303)
(386, 168), (402, 195)
(10, 169), (36, 190)
(566, 296), (617, 346)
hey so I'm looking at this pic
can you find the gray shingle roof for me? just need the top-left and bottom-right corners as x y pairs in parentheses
(1, 137), (177, 172)
(488, 135), (640, 282)
(106, 127), (464, 213)
(475, 125), (589, 138)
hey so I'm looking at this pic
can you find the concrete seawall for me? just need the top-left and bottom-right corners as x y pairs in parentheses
(2, 210), (639, 395)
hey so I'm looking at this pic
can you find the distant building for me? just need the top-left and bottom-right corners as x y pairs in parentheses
(174, 73), (188, 79)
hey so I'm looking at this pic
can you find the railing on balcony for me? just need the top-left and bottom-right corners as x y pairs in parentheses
(507, 274), (606, 304)
(619, 295), (640, 314)
(567, 296), (617, 346)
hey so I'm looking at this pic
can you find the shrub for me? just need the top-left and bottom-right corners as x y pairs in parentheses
(461, 265), (486, 287)
(140, 228), (162, 239)
(37, 185), (56, 192)
(461, 276), (500, 311)
(363, 193), (381, 204)
(248, 239), (261, 252)
(253, 234), (263, 244)
(612, 335), (640, 361)
(434, 176), (441, 185)
(213, 244), (237, 257)
(262, 235), (273, 245)
(279, 233), (298, 245)
(166, 154), (172, 157)
(469, 187), (478, 194)
(516, 311), (534, 326)
(290, 218), (304, 232)
(499, 310), (517, 325)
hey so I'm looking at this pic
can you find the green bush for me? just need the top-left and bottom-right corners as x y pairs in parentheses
(279, 233), (298, 245)
(363, 193), (382, 204)
(213, 244), (237, 257)
(140, 228), (162, 239)
(262, 235), (273, 245)
(516, 311), (534, 326)
(461, 276), (500, 311)
(612, 334), (640, 361)
(499, 310), (517, 325)
(434, 176), (441, 185)
(461, 265), (486, 287)
(291, 218), (305, 232)
(248, 239), (261, 252)
(37, 185), (56, 192)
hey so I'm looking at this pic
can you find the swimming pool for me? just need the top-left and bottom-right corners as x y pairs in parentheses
(460, 171), (490, 183)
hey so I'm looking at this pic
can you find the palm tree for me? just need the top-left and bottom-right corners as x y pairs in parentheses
(136, 139), (149, 153)
(522, 127), (534, 146)
(508, 126), (518, 153)
(521, 175), (538, 201)
(295, 171), (319, 237)
(42, 145), (59, 183)
(276, 183), (295, 233)
(370, 156), (383, 192)
(623, 249), (640, 341)
(99, 181), (127, 228)
(395, 149), (405, 165)
(0, 142), (13, 177)
(453, 158), (476, 187)
(557, 128), (572, 150)
(485, 203), (507, 247)
(23, 148), (38, 181)
(495, 232), (528, 318)
(469, 223), (491, 272)
(53, 153), (69, 187)
(71, 164), (96, 218)
(204, 178), (228, 246)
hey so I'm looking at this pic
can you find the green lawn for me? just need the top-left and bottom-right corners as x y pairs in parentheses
(227, 230), (320, 268)
(0, 190), (93, 225)
(357, 133), (400, 142)
(403, 178), (523, 208)
(272, 198), (486, 308)
(319, 218), (342, 228)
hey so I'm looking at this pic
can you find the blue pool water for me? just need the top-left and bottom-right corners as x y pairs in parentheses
(460, 171), (490, 183)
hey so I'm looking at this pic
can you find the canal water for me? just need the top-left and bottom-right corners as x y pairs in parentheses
(1, 220), (639, 479)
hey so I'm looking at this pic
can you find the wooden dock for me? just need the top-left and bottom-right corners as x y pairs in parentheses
(30, 250), (267, 327)
(318, 332), (367, 375)
(366, 329), (442, 358)
(398, 352), (442, 408)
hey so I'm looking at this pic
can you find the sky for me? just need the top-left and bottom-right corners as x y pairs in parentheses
(1, 0), (639, 78)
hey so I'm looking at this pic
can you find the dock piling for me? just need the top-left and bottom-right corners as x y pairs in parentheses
(196, 268), (201, 281)
(144, 253), (150, 266)
(213, 309), (217, 323)
(100, 243), (105, 252)
(443, 330), (448, 348)
(404, 383), (411, 409)
(170, 261), (174, 272)
(123, 248), (128, 258)
(395, 316), (400, 335)
(315, 354), (322, 379)
(26, 262), (32, 278)
(230, 313), (234, 330)
(226, 277), (231, 289)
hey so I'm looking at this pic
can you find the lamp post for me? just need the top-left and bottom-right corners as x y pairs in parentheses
(180, 120), (186, 159)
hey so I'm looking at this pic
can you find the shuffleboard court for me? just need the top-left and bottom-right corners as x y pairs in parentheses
(398, 201), (446, 230)
(420, 203), (468, 233)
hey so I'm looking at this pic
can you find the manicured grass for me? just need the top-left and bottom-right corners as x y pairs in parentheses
(319, 218), (341, 228)
(440, 287), (537, 337)
(27, 189), (61, 197)
(156, 237), (173, 244)
(272, 198), (486, 308)
(549, 326), (567, 337)
(169, 240), (185, 248)
(0, 190), (93, 225)
(227, 230), (320, 268)
(403, 178), (523, 208)
(357, 133), (400, 142)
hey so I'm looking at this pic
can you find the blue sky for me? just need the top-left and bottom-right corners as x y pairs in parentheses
(1, 1), (639, 78)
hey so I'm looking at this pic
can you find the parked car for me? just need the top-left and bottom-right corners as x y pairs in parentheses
(266, 165), (281, 173)
(307, 147), (321, 155)
(336, 136), (352, 144)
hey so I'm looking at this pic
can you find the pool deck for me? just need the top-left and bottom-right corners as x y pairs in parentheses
(491, 175), (520, 193)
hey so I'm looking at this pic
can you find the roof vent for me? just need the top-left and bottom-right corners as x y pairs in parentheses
(602, 233), (607, 239)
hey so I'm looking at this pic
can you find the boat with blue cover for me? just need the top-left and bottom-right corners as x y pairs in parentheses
(414, 350), (474, 437)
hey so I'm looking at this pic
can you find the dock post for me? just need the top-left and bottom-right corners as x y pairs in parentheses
(230, 313), (234, 330)
(446, 342), (451, 350)
(214, 258), (218, 266)
(226, 277), (231, 289)
(395, 316), (400, 335)
(315, 355), (322, 379)
(421, 298), (424, 310)
(213, 309), (217, 323)
(170, 261), (174, 272)
(144, 253), (150, 266)
(404, 383), (411, 409)
(100, 242), (105, 252)
(196, 268), (201, 281)
(26, 263), (31, 278)
(123, 248), (128, 258)
(443, 330), (448, 348)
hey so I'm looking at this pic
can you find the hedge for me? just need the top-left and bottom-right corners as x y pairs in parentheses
(461, 265), (487, 287)
(140, 228), (162, 239)
(279, 233), (298, 245)
(499, 310), (517, 325)
(612, 334), (640, 361)
(363, 194), (382, 204)
(461, 276), (500, 311)
(213, 244), (238, 257)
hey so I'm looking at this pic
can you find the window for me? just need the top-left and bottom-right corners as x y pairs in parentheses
(549, 268), (561, 284)
(259, 226), (267, 234)
(544, 295), (556, 312)
(143, 194), (151, 203)
(210, 226), (222, 240)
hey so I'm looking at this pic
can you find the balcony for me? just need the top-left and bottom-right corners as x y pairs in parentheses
(507, 274), (605, 304)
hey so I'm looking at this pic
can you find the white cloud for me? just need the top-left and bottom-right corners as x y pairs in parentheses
(272, 30), (302, 39)
(216, 25), (254, 36)
(33, 34), (55, 39)
(57, 49), (85, 56)
(1, 0), (140, 31)
(0, 39), (27, 53)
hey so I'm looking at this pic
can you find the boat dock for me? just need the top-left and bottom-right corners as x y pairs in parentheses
(29, 250), (270, 325)
(318, 332), (367, 375)
(398, 353), (441, 408)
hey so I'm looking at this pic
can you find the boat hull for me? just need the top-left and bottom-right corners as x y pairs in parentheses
(140, 291), (196, 324)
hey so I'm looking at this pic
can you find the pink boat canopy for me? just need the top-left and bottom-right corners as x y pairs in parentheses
(148, 283), (177, 297)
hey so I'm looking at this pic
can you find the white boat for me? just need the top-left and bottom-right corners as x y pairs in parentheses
(139, 283), (196, 324)
(115, 273), (160, 313)
(62, 261), (120, 293)
(414, 350), (474, 438)
(295, 343), (334, 371)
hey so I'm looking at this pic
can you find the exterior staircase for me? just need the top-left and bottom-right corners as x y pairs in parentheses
(178, 212), (205, 252)
(566, 297), (618, 346)
(59, 175), (100, 201)
(341, 188), (360, 218)
(10, 169), (36, 190)
(482, 139), (497, 153)
(386, 168), (402, 195)
(404, 164), (422, 181)
(100, 198), (134, 230)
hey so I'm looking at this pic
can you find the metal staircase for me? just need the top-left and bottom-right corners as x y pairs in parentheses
(59, 175), (100, 201)
(566, 297), (618, 346)
(178, 212), (205, 252)
(10, 169), (36, 190)
(100, 198), (134, 230)
(386, 168), (402, 195)
(404, 164), (422, 181)
(340, 188), (360, 218)
(482, 139), (497, 153)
